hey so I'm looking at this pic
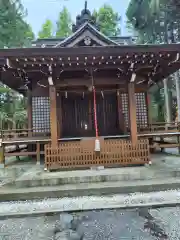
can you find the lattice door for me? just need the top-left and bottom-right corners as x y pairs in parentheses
(32, 97), (50, 133)
(136, 92), (148, 128)
(121, 93), (129, 128)
(120, 92), (148, 128)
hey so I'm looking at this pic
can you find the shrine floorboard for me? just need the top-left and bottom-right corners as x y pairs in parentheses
(2, 132), (180, 145)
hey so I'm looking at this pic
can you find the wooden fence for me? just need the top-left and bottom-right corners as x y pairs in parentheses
(45, 138), (150, 170)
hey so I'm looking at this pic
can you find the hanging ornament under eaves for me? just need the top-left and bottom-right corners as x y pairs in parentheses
(18, 77), (30, 90)
(18, 85), (28, 90)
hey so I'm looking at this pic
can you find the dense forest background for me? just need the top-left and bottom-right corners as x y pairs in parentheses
(0, 0), (179, 130)
(126, 0), (180, 122)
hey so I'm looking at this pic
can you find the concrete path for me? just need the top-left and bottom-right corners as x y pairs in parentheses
(0, 189), (180, 217)
(1, 177), (180, 201)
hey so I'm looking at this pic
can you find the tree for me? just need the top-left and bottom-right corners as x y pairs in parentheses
(0, 0), (33, 130)
(38, 19), (53, 39)
(0, 85), (27, 130)
(93, 4), (121, 36)
(126, 0), (180, 121)
(0, 0), (34, 48)
(56, 7), (72, 37)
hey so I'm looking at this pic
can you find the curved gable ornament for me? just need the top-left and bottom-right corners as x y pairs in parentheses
(54, 22), (119, 48)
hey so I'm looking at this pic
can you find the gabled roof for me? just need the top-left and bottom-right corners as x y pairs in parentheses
(54, 22), (120, 47)
(32, 23), (135, 48)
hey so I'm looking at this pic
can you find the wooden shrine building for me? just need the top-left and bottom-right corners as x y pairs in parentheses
(1, 3), (180, 170)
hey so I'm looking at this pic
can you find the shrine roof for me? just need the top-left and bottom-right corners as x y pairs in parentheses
(0, 44), (180, 94)
(32, 23), (135, 48)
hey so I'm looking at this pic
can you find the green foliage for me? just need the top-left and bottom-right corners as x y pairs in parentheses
(93, 4), (121, 36)
(126, 0), (179, 44)
(0, 85), (27, 129)
(56, 7), (72, 37)
(38, 4), (121, 38)
(0, 0), (34, 48)
(38, 19), (53, 39)
(126, 0), (180, 121)
(0, 0), (33, 129)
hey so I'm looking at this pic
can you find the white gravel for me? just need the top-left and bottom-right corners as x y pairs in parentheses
(0, 189), (180, 217)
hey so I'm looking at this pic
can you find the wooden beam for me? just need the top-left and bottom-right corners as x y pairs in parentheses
(0, 44), (180, 58)
(128, 82), (137, 145)
(49, 85), (58, 147)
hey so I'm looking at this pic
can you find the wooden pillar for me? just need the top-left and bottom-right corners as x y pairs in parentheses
(117, 90), (126, 133)
(164, 78), (172, 123)
(0, 140), (4, 168)
(146, 91), (152, 125)
(36, 142), (40, 165)
(27, 89), (32, 136)
(175, 71), (180, 121)
(128, 82), (137, 145)
(57, 93), (62, 138)
(49, 86), (58, 147)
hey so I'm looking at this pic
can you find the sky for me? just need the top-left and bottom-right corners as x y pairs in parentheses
(21, 0), (131, 36)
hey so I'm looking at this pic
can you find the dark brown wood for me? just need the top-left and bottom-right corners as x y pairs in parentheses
(45, 138), (150, 170)
(0, 144), (5, 166)
(49, 86), (58, 147)
(88, 96), (92, 131)
(57, 93), (62, 138)
(1, 44), (180, 95)
(36, 142), (40, 164)
(128, 82), (138, 145)
(117, 90), (126, 133)
(1, 44), (180, 57)
(146, 91), (151, 125)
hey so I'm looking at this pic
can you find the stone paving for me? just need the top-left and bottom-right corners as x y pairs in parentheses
(0, 207), (180, 239)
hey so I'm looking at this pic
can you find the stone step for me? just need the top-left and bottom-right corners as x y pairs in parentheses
(10, 166), (180, 188)
(1, 177), (180, 201)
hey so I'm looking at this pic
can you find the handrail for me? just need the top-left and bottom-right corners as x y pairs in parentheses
(1, 127), (48, 132)
(139, 121), (180, 133)
(0, 128), (50, 140)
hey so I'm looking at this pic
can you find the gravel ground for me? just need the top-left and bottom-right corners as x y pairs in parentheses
(0, 207), (180, 239)
(0, 214), (56, 240)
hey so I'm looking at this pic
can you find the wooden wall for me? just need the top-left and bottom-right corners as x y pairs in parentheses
(30, 82), (148, 136)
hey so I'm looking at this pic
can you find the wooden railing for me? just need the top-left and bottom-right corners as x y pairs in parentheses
(0, 128), (50, 141)
(1, 122), (180, 141)
(45, 138), (150, 170)
(139, 122), (180, 133)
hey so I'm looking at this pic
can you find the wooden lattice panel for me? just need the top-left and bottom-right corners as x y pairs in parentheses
(32, 97), (50, 132)
(45, 138), (150, 170)
(136, 92), (148, 128)
(121, 93), (129, 127)
(120, 92), (148, 128)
